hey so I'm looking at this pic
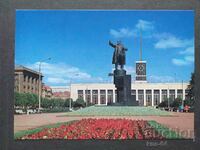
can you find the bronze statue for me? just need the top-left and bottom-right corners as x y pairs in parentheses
(109, 40), (127, 70)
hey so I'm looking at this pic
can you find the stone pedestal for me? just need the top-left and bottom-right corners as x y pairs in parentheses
(113, 69), (138, 106)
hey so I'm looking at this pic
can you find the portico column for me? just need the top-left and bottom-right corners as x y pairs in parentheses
(159, 89), (162, 103)
(83, 89), (86, 102)
(105, 90), (108, 105)
(152, 90), (154, 106)
(113, 89), (116, 103)
(183, 89), (185, 100)
(136, 89), (138, 101)
(144, 89), (146, 106)
(175, 89), (177, 99)
(167, 88), (170, 99)
(98, 90), (100, 105)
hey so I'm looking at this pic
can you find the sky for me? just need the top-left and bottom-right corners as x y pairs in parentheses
(15, 10), (194, 86)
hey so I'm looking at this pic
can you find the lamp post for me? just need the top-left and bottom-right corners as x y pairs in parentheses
(38, 57), (51, 112)
(182, 80), (184, 112)
(69, 73), (79, 111)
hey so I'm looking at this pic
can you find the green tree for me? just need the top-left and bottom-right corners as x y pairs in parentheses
(186, 73), (195, 105)
(171, 98), (182, 108)
(73, 98), (85, 107)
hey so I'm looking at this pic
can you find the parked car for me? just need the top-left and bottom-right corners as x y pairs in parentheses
(15, 109), (25, 114)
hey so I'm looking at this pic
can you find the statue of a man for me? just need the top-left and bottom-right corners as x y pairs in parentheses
(109, 40), (128, 70)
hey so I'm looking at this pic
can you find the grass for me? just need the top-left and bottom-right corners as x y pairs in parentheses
(14, 120), (77, 139)
(148, 120), (183, 139)
(60, 106), (172, 117)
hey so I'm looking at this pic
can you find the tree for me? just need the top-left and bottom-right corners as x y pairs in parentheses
(73, 98), (85, 107)
(185, 72), (195, 108)
(171, 98), (182, 108)
(158, 100), (168, 107)
(64, 98), (72, 107)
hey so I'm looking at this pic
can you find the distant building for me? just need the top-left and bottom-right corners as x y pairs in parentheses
(70, 82), (189, 106)
(42, 84), (53, 98)
(53, 91), (70, 99)
(14, 65), (43, 95)
(50, 86), (70, 99)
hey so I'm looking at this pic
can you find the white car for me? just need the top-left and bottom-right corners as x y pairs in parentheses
(15, 109), (25, 114)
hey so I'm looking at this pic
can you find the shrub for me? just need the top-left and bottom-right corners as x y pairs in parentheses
(73, 98), (85, 108)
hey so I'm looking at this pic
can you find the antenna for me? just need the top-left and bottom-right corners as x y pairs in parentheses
(140, 26), (142, 61)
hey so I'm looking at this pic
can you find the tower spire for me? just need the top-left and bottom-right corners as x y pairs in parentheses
(140, 27), (142, 61)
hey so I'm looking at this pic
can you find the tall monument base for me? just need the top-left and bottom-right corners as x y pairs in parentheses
(112, 69), (138, 106)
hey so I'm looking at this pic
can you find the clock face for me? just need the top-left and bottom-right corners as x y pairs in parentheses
(137, 64), (144, 71)
(136, 63), (146, 75)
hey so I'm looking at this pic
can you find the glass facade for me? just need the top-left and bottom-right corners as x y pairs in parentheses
(169, 90), (175, 101)
(100, 90), (106, 104)
(177, 89), (183, 99)
(78, 90), (84, 100)
(138, 90), (144, 106)
(85, 90), (91, 104)
(154, 90), (160, 105)
(162, 90), (168, 102)
(146, 90), (152, 106)
(92, 90), (98, 104)
(107, 90), (113, 104)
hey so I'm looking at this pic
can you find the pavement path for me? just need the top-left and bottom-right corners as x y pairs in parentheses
(14, 112), (194, 138)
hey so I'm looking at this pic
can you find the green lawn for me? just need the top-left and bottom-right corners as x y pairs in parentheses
(148, 120), (183, 139)
(60, 106), (172, 116)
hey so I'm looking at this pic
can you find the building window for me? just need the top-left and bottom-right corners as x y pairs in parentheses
(138, 90), (144, 106)
(177, 89), (183, 99)
(115, 90), (117, 102)
(146, 90), (152, 106)
(185, 89), (190, 100)
(107, 90), (113, 104)
(131, 90), (136, 96)
(162, 90), (167, 102)
(85, 90), (91, 104)
(169, 90), (175, 101)
(100, 90), (106, 104)
(154, 90), (160, 105)
(77, 90), (84, 100)
(92, 90), (98, 104)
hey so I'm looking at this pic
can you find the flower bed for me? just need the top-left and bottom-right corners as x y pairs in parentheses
(18, 119), (164, 140)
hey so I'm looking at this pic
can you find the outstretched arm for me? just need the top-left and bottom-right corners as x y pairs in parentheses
(109, 40), (116, 48)
(124, 47), (128, 51)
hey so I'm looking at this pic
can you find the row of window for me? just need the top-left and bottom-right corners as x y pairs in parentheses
(15, 74), (40, 84)
(77, 89), (189, 106)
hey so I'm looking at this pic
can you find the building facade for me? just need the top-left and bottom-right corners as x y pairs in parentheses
(70, 82), (189, 106)
(50, 86), (70, 99)
(14, 65), (43, 95)
(42, 85), (53, 98)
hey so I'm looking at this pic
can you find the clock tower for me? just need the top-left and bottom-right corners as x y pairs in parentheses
(135, 28), (147, 82)
(136, 61), (147, 82)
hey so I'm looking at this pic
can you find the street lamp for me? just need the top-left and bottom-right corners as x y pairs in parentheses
(38, 57), (51, 112)
(69, 73), (79, 111)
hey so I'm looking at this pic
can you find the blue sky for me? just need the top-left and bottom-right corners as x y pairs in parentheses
(15, 10), (194, 86)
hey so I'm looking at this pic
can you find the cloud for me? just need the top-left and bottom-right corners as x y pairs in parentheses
(148, 75), (175, 83)
(179, 46), (194, 55)
(110, 19), (154, 38)
(154, 36), (193, 49)
(172, 56), (194, 66)
(109, 28), (135, 38)
(135, 19), (154, 31)
(26, 62), (103, 85)
(47, 77), (69, 84)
